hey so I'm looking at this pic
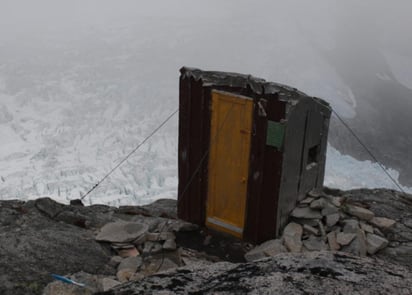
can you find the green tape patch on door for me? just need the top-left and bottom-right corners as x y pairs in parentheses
(266, 121), (285, 149)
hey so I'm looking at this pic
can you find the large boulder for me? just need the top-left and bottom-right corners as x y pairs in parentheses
(0, 199), (116, 295)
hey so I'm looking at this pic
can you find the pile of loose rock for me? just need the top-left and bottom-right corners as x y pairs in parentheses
(91, 217), (203, 289)
(245, 191), (396, 261)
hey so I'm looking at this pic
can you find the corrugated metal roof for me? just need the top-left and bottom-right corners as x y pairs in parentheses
(180, 67), (329, 110)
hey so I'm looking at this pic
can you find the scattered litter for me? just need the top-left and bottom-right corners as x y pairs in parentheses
(51, 274), (86, 287)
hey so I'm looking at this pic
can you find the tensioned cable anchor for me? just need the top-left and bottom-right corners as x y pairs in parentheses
(80, 108), (179, 201)
(332, 109), (405, 194)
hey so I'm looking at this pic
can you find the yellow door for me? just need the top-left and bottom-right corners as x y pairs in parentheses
(206, 90), (253, 238)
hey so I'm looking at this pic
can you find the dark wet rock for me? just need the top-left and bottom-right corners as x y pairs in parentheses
(34, 198), (116, 229)
(175, 228), (247, 263)
(54, 210), (90, 228)
(98, 252), (412, 295)
(34, 197), (65, 218)
(0, 199), (115, 295)
(70, 199), (85, 207)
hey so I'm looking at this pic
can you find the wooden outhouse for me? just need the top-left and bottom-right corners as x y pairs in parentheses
(177, 67), (331, 244)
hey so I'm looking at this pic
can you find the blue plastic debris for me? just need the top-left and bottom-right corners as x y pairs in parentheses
(51, 274), (86, 287)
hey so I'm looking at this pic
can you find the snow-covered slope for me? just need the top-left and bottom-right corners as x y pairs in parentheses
(0, 1), (411, 205)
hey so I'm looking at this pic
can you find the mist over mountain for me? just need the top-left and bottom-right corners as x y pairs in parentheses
(0, 0), (411, 205)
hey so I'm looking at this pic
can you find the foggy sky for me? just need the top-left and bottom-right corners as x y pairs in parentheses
(1, 1), (411, 90)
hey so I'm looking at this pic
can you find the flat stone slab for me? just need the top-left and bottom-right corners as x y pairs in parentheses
(117, 247), (140, 258)
(146, 231), (175, 241)
(283, 223), (303, 253)
(369, 217), (396, 230)
(143, 241), (163, 255)
(303, 224), (319, 236)
(310, 198), (327, 210)
(321, 203), (340, 216)
(343, 230), (367, 257)
(118, 256), (142, 272)
(163, 239), (177, 251)
(343, 219), (359, 233)
(366, 233), (389, 255)
(326, 213), (340, 227)
(344, 205), (374, 221)
(299, 197), (314, 205)
(96, 222), (149, 243)
(303, 235), (328, 251)
(337, 232), (356, 246)
(100, 278), (121, 292)
(324, 195), (344, 207)
(327, 231), (340, 251)
(291, 207), (322, 219)
(360, 222), (374, 233)
(245, 239), (287, 262)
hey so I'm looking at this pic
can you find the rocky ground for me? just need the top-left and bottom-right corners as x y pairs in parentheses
(244, 187), (406, 261)
(1, 188), (412, 294)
